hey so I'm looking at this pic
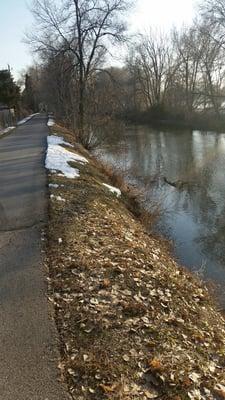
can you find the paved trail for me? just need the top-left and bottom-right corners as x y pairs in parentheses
(0, 115), (68, 400)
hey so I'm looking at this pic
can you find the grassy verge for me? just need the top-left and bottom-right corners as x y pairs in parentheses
(46, 124), (225, 400)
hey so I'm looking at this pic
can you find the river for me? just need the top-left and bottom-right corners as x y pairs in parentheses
(96, 124), (225, 307)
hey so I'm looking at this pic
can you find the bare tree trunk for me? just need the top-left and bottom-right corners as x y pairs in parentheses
(78, 79), (85, 137)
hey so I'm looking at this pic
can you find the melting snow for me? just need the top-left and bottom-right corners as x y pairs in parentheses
(0, 126), (15, 136)
(47, 117), (55, 127)
(102, 183), (121, 197)
(45, 135), (88, 179)
(0, 113), (39, 134)
(17, 113), (40, 126)
(50, 194), (66, 202)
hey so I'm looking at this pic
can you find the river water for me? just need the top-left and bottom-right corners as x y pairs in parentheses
(96, 125), (225, 306)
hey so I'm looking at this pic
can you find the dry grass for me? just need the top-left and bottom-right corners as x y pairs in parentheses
(51, 123), (156, 226)
(46, 124), (225, 400)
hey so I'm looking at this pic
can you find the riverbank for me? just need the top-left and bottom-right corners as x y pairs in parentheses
(123, 110), (225, 133)
(46, 123), (225, 400)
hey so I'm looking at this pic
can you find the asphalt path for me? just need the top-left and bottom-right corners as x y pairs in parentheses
(0, 115), (69, 399)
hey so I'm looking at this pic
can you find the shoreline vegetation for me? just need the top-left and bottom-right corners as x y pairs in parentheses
(122, 110), (225, 134)
(46, 123), (225, 400)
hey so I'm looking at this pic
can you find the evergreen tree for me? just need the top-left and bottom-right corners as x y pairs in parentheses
(0, 69), (20, 108)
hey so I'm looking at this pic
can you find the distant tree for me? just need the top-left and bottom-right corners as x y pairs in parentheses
(0, 69), (20, 108)
(22, 73), (37, 112)
(39, 53), (78, 127)
(27, 0), (131, 142)
(199, 1), (225, 115)
(171, 27), (205, 116)
(128, 31), (177, 112)
(200, 0), (225, 45)
(199, 25), (225, 116)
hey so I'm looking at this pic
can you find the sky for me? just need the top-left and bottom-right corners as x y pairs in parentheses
(0, 0), (197, 80)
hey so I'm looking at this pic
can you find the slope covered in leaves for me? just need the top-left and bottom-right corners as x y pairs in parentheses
(46, 125), (225, 400)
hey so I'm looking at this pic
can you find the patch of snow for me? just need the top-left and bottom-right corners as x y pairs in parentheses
(49, 183), (59, 189)
(45, 135), (88, 179)
(47, 117), (55, 127)
(57, 197), (66, 202)
(58, 238), (63, 244)
(102, 183), (121, 197)
(0, 126), (15, 136)
(50, 135), (74, 148)
(17, 113), (40, 126)
(50, 194), (66, 202)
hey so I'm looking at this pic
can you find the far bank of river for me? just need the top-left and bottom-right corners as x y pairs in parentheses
(95, 124), (225, 307)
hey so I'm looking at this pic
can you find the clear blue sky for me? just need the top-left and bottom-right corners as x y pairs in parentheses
(0, 0), (197, 81)
(0, 0), (32, 79)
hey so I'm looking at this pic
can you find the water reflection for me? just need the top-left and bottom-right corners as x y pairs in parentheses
(96, 125), (225, 306)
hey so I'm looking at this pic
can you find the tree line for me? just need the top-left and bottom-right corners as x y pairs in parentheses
(17, 0), (225, 145)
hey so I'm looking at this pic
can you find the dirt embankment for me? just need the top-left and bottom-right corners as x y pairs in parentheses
(46, 124), (225, 400)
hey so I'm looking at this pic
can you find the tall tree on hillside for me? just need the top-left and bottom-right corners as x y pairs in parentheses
(27, 0), (131, 141)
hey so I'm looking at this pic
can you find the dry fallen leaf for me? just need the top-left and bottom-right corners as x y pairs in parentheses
(148, 358), (163, 372)
(99, 383), (117, 393)
(102, 278), (111, 288)
(214, 384), (225, 398)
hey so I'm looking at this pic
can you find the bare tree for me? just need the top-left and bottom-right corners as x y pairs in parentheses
(199, 1), (225, 114)
(127, 31), (177, 113)
(200, 0), (225, 45)
(199, 25), (225, 116)
(172, 26), (206, 116)
(27, 0), (130, 141)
